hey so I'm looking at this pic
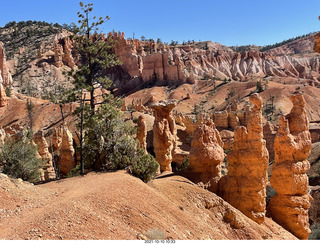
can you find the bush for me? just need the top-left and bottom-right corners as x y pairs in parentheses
(256, 80), (264, 93)
(175, 156), (189, 172)
(130, 152), (159, 183)
(5, 87), (11, 97)
(80, 103), (159, 183)
(0, 137), (44, 183)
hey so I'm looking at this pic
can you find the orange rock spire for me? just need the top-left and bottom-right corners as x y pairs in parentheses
(221, 93), (269, 224)
(268, 94), (312, 239)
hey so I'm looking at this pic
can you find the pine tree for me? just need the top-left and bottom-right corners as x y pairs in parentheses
(64, 2), (159, 181)
(68, 2), (121, 114)
(65, 2), (121, 174)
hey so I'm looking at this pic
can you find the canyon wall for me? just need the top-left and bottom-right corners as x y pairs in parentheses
(111, 33), (320, 90)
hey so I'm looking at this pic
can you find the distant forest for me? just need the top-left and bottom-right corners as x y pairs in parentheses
(1, 21), (316, 54)
(3, 20), (62, 29)
(230, 32), (316, 53)
(259, 32), (316, 52)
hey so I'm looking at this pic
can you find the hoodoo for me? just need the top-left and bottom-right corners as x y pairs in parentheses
(221, 93), (269, 224)
(268, 94), (312, 240)
(189, 120), (224, 193)
(150, 100), (177, 172)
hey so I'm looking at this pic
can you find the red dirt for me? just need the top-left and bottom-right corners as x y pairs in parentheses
(0, 171), (296, 240)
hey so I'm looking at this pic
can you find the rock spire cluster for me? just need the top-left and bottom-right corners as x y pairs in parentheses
(221, 93), (269, 224)
(268, 94), (312, 240)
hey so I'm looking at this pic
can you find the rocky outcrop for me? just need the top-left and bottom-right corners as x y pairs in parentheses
(33, 131), (56, 181)
(151, 100), (177, 172)
(189, 121), (224, 193)
(112, 32), (193, 87)
(53, 36), (75, 68)
(220, 130), (234, 150)
(314, 31), (320, 54)
(111, 33), (320, 90)
(50, 125), (75, 176)
(0, 128), (6, 144)
(59, 126), (75, 175)
(137, 115), (147, 153)
(0, 41), (12, 87)
(227, 103), (240, 130)
(268, 94), (312, 240)
(131, 98), (147, 112)
(213, 110), (228, 129)
(221, 93), (269, 224)
(212, 102), (246, 130)
(263, 122), (277, 162)
(0, 84), (7, 107)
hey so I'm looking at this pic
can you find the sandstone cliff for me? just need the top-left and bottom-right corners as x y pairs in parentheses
(111, 33), (320, 93)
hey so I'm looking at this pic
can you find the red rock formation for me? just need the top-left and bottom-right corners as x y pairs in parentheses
(50, 125), (75, 176)
(59, 126), (75, 175)
(0, 84), (7, 107)
(314, 32), (320, 54)
(33, 131), (56, 180)
(227, 103), (240, 130)
(213, 102), (242, 130)
(213, 110), (228, 129)
(0, 128), (6, 144)
(131, 98), (146, 112)
(137, 115), (147, 154)
(53, 36), (75, 68)
(220, 130), (234, 150)
(151, 100), (177, 172)
(189, 120), (224, 193)
(263, 122), (277, 162)
(0, 42), (12, 87)
(111, 33), (320, 89)
(221, 93), (269, 224)
(112, 33), (195, 86)
(268, 94), (312, 240)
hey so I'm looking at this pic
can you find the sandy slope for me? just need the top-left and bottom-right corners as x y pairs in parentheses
(0, 171), (296, 240)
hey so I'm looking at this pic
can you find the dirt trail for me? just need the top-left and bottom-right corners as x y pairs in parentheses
(0, 171), (297, 240)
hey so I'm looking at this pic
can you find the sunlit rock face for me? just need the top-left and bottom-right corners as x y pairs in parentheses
(151, 100), (177, 172)
(268, 94), (312, 240)
(189, 120), (224, 193)
(221, 93), (269, 224)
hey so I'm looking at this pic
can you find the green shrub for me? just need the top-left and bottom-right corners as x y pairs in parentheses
(175, 156), (189, 172)
(256, 80), (264, 93)
(66, 164), (81, 178)
(130, 152), (159, 183)
(5, 87), (11, 97)
(0, 137), (44, 183)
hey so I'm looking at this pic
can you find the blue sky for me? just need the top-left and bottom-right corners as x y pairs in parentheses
(0, 0), (320, 46)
